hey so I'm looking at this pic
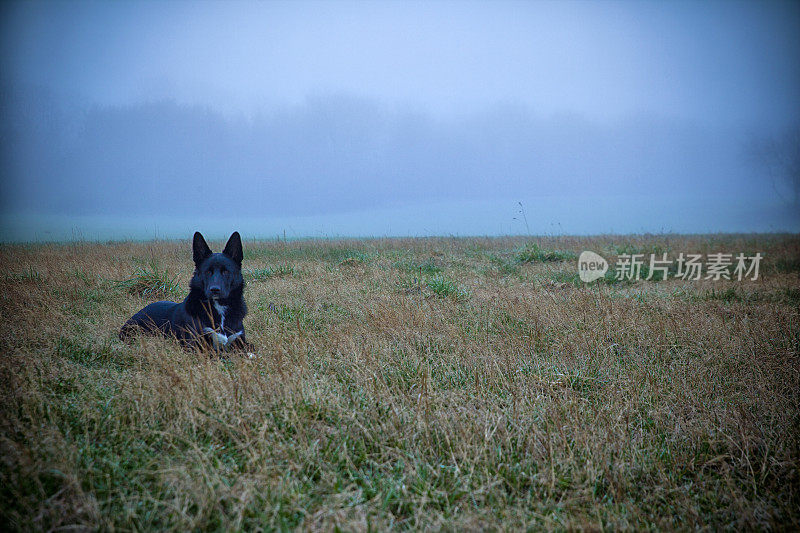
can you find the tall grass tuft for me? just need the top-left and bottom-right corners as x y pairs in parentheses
(517, 242), (577, 263)
(426, 274), (470, 300)
(116, 259), (181, 298)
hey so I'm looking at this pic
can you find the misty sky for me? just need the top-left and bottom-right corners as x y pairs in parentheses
(1, 0), (799, 241)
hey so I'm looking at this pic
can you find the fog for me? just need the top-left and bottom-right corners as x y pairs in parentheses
(1, 0), (798, 241)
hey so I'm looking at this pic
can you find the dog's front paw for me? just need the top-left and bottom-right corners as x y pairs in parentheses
(225, 331), (244, 346)
(203, 327), (229, 349)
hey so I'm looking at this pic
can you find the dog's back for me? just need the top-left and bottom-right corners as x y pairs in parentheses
(120, 301), (187, 339)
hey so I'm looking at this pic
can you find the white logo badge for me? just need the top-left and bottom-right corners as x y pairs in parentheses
(578, 251), (608, 282)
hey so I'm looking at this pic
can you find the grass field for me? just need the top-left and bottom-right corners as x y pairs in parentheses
(1, 234), (798, 530)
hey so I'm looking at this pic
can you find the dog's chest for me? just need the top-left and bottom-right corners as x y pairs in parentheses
(214, 301), (228, 330)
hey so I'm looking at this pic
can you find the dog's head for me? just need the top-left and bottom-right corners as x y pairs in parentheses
(191, 231), (244, 301)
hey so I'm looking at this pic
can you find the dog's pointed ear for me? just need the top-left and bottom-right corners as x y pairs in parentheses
(193, 232), (212, 265)
(222, 231), (243, 264)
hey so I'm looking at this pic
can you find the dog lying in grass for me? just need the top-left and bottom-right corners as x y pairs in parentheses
(120, 231), (253, 355)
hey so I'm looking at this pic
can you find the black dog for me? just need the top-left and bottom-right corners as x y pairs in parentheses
(120, 231), (251, 352)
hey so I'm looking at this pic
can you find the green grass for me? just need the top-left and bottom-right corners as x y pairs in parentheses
(3, 266), (45, 284)
(395, 258), (443, 275)
(775, 256), (800, 273)
(517, 243), (577, 263)
(779, 287), (800, 305)
(547, 268), (637, 286)
(425, 274), (470, 300)
(699, 286), (745, 302)
(486, 253), (520, 276)
(245, 262), (295, 281)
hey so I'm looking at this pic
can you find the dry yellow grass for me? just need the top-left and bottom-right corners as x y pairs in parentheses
(1, 234), (798, 530)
